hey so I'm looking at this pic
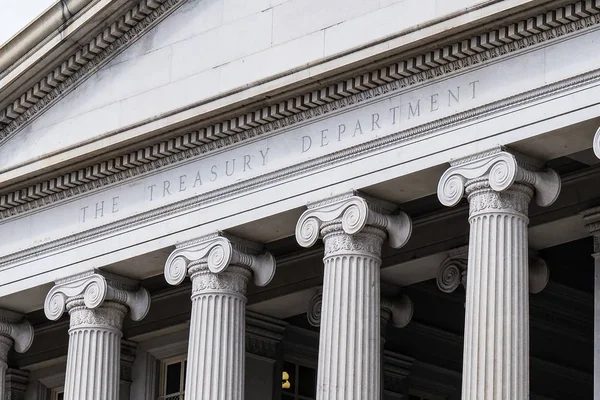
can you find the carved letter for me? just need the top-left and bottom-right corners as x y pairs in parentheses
(179, 175), (187, 192)
(302, 136), (312, 153)
(448, 87), (460, 106)
(112, 197), (119, 213)
(469, 80), (479, 99)
(338, 124), (346, 141)
(430, 93), (439, 112)
(80, 206), (88, 223)
(353, 119), (363, 136)
(321, 129), (329, 147)
(260, 148), (270, 166)
(163, 180), (171, 196)
(243, 155), (252, 171)
(210, 165), (218, 182)
(194, 171), (203, 187)
(225, 160), (236, 177)
(95, 201), (104, 219)
(408, 100), (420, 119)
(148, 184), (157, 201)
(389, 106), (400, 124)
(371, 113), (381, 131)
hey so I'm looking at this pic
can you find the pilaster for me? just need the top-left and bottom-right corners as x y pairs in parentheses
(580, 206), (600, 400)
(246, 311), (287, 400)
(5, 368), (28, 400)
(164, 232), (276, 400)
(295, 192), (412, 400)
(120, 340), (137, 400)
(437, 147), (560, 400)
(44, 270), (150, 400)
(383, 351), (414, 399)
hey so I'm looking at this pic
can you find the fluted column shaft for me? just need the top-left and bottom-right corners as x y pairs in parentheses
(64, 301), (126, 400)
(185, 264), (250, 400)
(462, 182), (532, 400)
(318, 223), (385, 399)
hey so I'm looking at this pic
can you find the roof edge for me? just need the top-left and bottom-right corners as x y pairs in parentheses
(0, 0), (95, 75)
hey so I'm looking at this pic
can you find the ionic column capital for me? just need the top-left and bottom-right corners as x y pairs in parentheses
(437, 147), (561, 209)
(44, 270), (150, 324)
(380, 295), (414, 329)
(164, 233), (276, 289)
(436, 246), (550, 294)
(436, 246), (469, 293)
(295, 192), (412, 249)
(529, 254), (550, 294)
(593, 126), (600, 160)
(0, 310), (34, 356)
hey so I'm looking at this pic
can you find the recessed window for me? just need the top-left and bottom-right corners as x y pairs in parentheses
(159, 355), (187, 400)
(282, 361), (317, 400)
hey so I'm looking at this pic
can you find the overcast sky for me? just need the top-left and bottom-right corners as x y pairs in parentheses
(0, 0), (56, 47)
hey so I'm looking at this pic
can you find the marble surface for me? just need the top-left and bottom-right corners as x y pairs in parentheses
(0, 0), (491, 176)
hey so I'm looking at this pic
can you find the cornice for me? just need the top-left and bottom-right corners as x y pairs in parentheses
(1, 0), (599, 218)
(0, 0), (187, 136)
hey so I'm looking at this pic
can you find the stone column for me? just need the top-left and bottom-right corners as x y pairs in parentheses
(438, 147), (560, 400)
(0, 311), (33, 399)
(295, 192), (412, 399)
(44, 270), (150, 400)
(164, 233), (276, 400)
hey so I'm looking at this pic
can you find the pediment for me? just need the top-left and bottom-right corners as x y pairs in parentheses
(0, 0), (201, 175)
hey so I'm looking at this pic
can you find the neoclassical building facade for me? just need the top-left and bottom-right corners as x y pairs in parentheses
(0, 0), (599, 399)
